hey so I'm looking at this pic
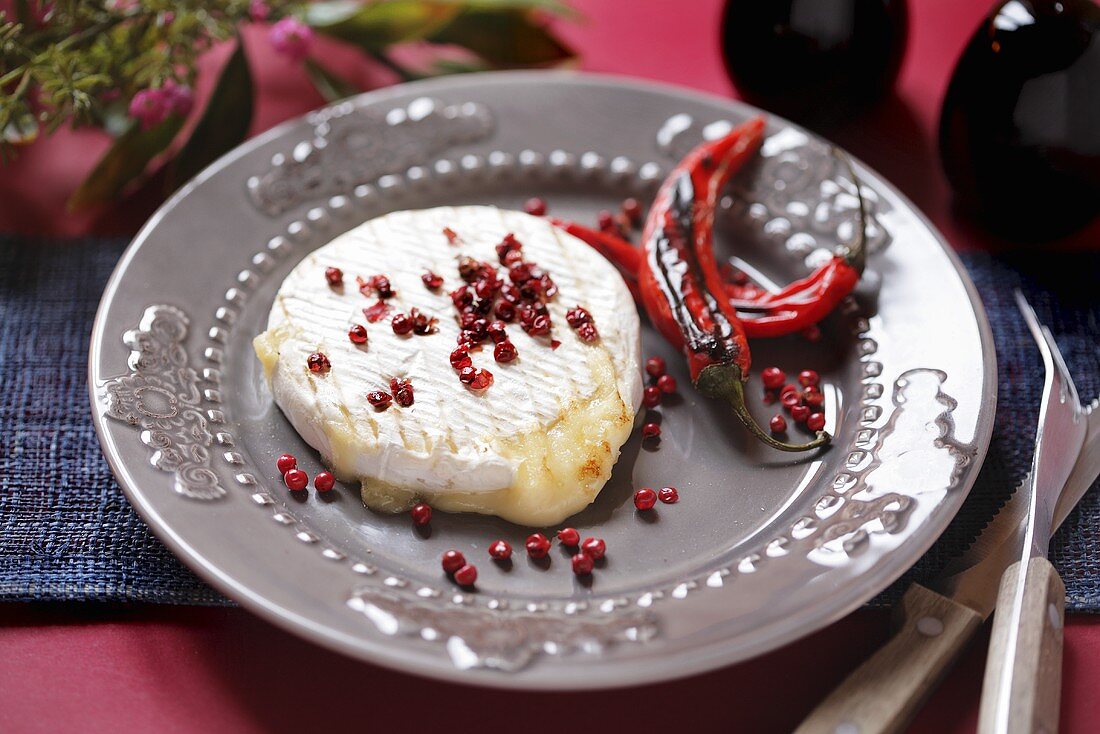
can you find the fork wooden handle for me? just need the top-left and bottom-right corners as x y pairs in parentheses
(978, 557), (1065, 734)
(795, 584), (983, 734)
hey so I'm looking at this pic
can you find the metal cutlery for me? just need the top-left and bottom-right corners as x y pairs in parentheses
(797, 293), (1098, 734)
(975, 294), (1089, 734)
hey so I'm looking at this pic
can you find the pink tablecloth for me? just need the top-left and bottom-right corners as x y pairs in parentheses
(2, 1), (1098, 732)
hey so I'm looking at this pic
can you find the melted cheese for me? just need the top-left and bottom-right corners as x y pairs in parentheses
(255, 206), (642, 525)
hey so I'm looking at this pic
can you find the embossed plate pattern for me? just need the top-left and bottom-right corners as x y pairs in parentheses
(89, 72), (996, 689)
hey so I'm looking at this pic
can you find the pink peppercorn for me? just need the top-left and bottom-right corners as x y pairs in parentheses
(634, 488), (657, 510)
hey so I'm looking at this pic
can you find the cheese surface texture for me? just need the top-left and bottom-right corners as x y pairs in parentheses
(254, 206), (642, 525)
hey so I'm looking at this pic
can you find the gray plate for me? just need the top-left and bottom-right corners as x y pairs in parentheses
(89, 71), (996, 689)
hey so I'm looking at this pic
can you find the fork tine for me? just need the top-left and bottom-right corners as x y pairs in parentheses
(1014, 290), (1082, 409)
(1013, 290), (1046, 348)
(1042, 325), (1082, 407)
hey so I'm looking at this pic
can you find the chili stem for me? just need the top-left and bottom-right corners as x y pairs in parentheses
(696, 364), (830, 452)
(832, 147), (868, 274)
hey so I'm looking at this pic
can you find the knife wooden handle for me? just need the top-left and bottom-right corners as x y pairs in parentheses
(977, 557), (1065, 734)
(795, 584), (983, 734)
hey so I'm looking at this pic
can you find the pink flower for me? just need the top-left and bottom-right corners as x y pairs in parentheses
(269, 17), (313, 61)
(127, 82), (194, 129)
(129, 88), (171, 129)
(249, 0), (269, 22)
(163, 81), (194, 117)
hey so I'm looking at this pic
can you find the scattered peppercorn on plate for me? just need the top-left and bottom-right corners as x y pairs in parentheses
(90, 72), (996, 689)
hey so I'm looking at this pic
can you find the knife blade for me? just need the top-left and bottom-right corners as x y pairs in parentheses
(1009, 291), (1088, 560)
(931, 395), (1099, 618)
(1054, 397), (1100, 530)
(796, 297), (1098, 734)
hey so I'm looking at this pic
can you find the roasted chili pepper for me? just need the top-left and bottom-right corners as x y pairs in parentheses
(724, 257), (860, 335)
(638, 118), (829, 451)
(722, 150), (866, 337)
(558, 148), (866, 340)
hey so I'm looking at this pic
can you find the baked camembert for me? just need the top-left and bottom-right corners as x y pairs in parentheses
(254, 206), (642, 525)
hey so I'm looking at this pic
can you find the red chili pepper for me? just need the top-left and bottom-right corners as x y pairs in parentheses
(549, 136), (864, 345)
(557, 221), (863, 340)
(725, 255), (861, 336)
(637, 118), (828, 452)
(721, 148), (866, 336)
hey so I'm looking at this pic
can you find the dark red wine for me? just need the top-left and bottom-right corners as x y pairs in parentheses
(720, 0), (908, 126)
(940, 0), (1100, 239)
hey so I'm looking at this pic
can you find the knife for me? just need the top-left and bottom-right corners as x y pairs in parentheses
(976, 294), (1089, 734)
(796, 294), (1098, 734)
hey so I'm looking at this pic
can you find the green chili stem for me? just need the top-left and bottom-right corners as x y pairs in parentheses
(831, 147), (868, 275)
(696, 364), (831, 452)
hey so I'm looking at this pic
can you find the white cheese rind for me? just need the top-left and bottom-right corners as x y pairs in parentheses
(255, 206), (642, 522)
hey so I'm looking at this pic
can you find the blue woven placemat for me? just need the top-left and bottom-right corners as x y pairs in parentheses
(1, 235), (1098, 609)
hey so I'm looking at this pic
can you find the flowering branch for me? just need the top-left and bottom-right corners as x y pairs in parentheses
(0, 0), (576, 209)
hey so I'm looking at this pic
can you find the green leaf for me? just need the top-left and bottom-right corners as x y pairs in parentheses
(305, 1), (461, 50)
(167, 37), (254, 191)
(68, 115), (184, 210)
(304, 58), (360, 102)
(429, 8), (575, 67)
(459, 0), (577, 17)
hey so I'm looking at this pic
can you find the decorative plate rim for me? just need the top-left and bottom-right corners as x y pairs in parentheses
(88, 70), (998, 690)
